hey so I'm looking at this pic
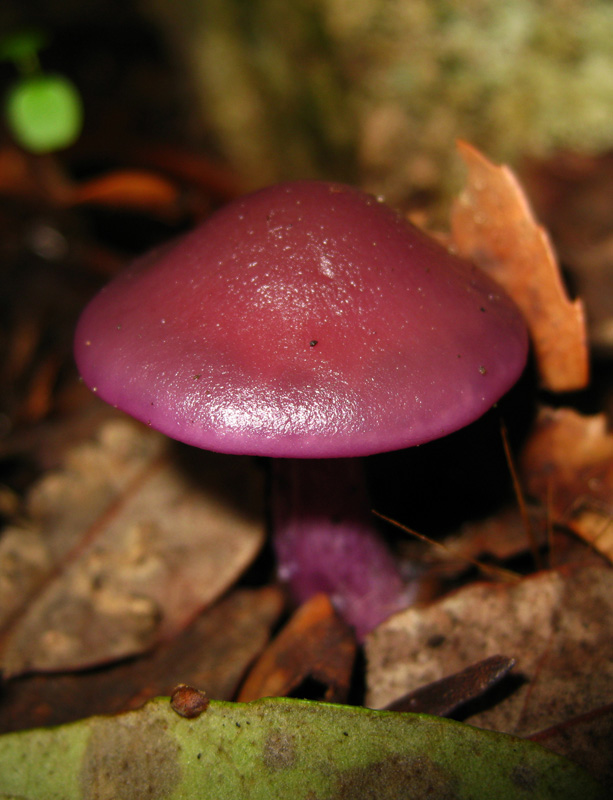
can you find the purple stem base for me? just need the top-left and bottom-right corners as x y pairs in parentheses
(271, 458), (416, 640)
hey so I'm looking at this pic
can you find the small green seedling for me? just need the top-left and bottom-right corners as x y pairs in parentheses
(1, 28), (83, 153)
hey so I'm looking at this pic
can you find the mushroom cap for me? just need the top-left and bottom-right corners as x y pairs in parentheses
(74, 181), (528, 458)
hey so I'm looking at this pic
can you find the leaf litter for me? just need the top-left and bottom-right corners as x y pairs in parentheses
(365, 565), (613, 784)
(238, 593), (357, 705)
(521, 406), (613, 562)
(366, 565), (613, 732)
(0, 587), (284, 732)
(0, 415), (265, 676)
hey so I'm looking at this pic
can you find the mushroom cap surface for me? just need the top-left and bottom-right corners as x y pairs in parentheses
(74, 181), (528, 457)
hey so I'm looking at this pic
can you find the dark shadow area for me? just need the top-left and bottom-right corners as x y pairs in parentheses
(170, 441), (267, 528)
(366, 359), (537, 539)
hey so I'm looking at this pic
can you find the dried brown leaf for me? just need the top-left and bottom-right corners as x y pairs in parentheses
(521, 407), (613, 561)
(381, 654), (516, 717)
(0, 419), (265, 676)
(366, 565), (613, 744)
(451, 141), (589, 392)
(442, 508), (545, 567)
(238, 593), (356, 704)
(522, 153), (613, 352)
(0, 587), (284, 733)
(69, 170), (182, 218)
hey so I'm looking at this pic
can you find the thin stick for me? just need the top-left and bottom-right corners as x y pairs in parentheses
(545, 476), (555, 568)
(499, 419), (543, 570)
(372, 510), (520, 584)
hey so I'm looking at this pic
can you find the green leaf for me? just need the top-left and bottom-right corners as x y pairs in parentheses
(0, 697), (604, 799)
(4, 73), (83, 153)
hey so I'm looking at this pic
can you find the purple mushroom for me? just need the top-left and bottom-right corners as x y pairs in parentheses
(74, 181), (528, 638)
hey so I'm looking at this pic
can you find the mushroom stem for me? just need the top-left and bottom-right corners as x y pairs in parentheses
(271, 458), (415, 639)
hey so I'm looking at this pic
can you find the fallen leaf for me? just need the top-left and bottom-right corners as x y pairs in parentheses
(238, 593), (356, 704)
(441, 507), (545, 567)
(381, 654), (516, 717)
(0, 587), (284, 733)
(445, 506), (605, 573)
(521, 407), (613, 561)
(0, 418), (265, 676)
(69, 169), (182, 219)
(366, 565), (613, 766)
(0, 696), (603, 799)
(521, 153), (613, 352)
(451, 141), (589, 392)
(126, 141), (241, 202)
(529, 704), (613, 789)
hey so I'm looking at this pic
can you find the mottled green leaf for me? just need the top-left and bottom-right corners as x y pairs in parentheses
(0, 697), (604, 799)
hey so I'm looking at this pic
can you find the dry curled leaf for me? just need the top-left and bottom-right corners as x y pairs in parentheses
(69, 170), (182, 218)
(381, 654), (516, 717)
(239, 594), (357, 703)
(521, 407), (613, 561)
(238, 593), (356, 704)
(451, 141), (589, 392)
(0, 418), (265, 677)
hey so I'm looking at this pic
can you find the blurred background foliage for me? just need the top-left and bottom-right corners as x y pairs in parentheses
(146, 0), (613, 206)
(1, 0), (612, 206)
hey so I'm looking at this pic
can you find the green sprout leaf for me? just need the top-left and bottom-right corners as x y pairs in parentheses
(4, 73), (83, 154)
(0, 697), (605, 799)
(0, 29), (47, 69)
